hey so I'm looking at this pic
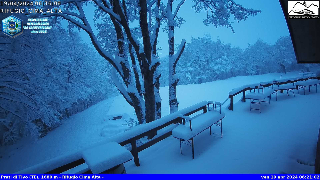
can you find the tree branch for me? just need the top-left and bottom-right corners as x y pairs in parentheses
(110, 0), (142, 66)
(152, 0), (161, 54)
(92, 0), (121, 21)
(148, 0), (157, 7)
(61, 10), (83, 20)
(111, 70), (133, 106)
(173, 39), (186, 68)
(129, 44), (142, 95)
(41, 12), (88, 31)
(139, 0), (152, 64)
(150, 61), (160, 75)
(173, 0), (186, 18)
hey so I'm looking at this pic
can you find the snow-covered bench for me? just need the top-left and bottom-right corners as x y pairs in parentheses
(172, 102), (225, 159)
(245, 88), (275, 113)
(295, 79), (320, 95)
(81, 142), (133, 174)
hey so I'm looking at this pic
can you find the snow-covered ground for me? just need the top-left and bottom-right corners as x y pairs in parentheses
(0, 72), (319, 174)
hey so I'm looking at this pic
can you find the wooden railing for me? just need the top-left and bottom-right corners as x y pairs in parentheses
(17, 101), (210, 174)
(18, 75), (320, 174)
(228, 76), (319, 111)
(102, 101), (209, 166)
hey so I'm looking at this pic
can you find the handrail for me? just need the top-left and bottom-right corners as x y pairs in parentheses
(17, 75), (319, 174)
(221, 97), (229, 106)
(16, 101), (211, 173)
(227, 75), (319, 111)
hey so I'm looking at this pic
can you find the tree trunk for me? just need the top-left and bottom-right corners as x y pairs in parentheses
(154, 72), (161, 119)
(168, 0), (179, 114)
(153, 0), (161, 120)
(144, 69), (157, 139)
(280, 63), (286, 74)
(144, 71), (155, 124)
(128, 93), (145, 124)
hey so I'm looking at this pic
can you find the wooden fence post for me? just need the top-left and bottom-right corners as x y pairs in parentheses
(131, 140), (140, 166)
(203, 105), (207, 113)
(242, 90), (246, 102)
(315, 128), (320, 173)
(228, 96), (233, 111)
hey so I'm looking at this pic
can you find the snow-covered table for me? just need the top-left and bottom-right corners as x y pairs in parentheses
(245, 88), (275, 113)
(295, 79), (320, 95)
(273, 84), (296, 101)
(82, 142), (133, 174)
(172, 104), (225, 159)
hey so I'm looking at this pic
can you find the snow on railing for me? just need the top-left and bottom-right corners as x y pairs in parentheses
(17, 75), (320, 174)
(227, 75), (319, 111)
(16, 101), (212, 173)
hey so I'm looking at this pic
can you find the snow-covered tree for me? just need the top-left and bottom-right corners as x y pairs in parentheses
(0, 14), (114, 144)
(177, 35), (243, 84)
(242, 39), (274, 75)
(272, 36), (297, 73)
(167, 0), (260, 113)
(32, 0), (260, 133)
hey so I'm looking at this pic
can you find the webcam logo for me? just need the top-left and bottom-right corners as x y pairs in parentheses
(288, 1), (319, 18)
(2, 15), (23, 38)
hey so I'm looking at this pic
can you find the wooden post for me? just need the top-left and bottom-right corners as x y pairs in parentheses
(203, 105), (207, 113)
(131, 140), (140, 166)
(315, 128), (320, 173)
(242, 90), (246, 102)
(228, 96), (233, 111)
(191, 138), (194, 159)
(221, 119), (223, 138)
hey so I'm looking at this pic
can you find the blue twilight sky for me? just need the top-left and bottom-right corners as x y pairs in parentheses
(78, 0), (290, 58)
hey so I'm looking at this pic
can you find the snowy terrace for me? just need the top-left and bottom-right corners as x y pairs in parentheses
(0, 72), (320, 174)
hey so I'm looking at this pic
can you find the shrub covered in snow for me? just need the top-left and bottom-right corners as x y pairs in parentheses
(0, 27), (116, 146)
(170, 35), (311, 85)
